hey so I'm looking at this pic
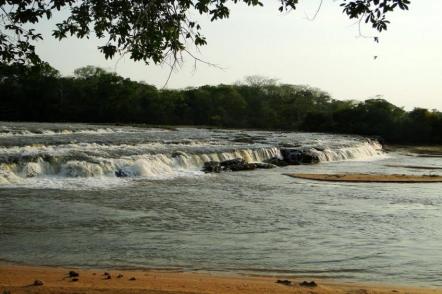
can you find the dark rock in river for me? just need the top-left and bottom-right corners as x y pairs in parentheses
(281, 148), (320, 165)
(301, 151), (320, 164)
(203, 158), (276, 173)
(264, 157), (288, 167)
(203, 161), (222, 173)
(254, 162), (277, 169)
(115, 169), (129, 177)
(221, 158), (256, 171)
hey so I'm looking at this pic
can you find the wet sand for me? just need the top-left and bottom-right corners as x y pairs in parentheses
(1, 264), (441, 294)
(285, 173), (442, 183)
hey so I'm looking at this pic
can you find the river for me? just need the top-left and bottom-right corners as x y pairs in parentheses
(0, 122), (441, 286)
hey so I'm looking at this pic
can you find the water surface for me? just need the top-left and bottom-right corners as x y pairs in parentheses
(0, 122), (441, 286)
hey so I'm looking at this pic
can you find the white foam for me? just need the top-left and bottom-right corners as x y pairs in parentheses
(0, 133), (385, 190)
(314, 141), (385, 162)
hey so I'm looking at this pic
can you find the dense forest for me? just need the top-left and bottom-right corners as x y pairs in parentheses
(1, 63), (441, 144)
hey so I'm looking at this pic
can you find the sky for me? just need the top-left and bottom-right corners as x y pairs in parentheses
(34, 1), (442, 111)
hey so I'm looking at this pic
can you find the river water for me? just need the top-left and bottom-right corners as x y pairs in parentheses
(0, 122), (441, 286)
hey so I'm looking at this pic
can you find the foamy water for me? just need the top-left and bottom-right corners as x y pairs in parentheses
(0, 122), (383, 189)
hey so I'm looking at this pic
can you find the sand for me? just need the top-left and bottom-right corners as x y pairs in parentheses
(1, 263), (442, 294)
(285, 173), (442, 183)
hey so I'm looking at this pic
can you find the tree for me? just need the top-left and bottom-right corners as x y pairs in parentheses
(1, 0), (410, 65)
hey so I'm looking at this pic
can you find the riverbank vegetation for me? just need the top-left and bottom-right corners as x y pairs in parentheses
(1, 63), (441, 144)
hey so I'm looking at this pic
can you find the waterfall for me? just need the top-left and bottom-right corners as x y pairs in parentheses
(0, 147), (283, 184)
(313, 141), (383, 162)
(0, 139), (383, 185)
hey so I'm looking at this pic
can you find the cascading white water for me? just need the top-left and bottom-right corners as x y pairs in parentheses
(0, 147), (284, 184)
(311, 140), (384, 162)
(0, 123), (385, 187)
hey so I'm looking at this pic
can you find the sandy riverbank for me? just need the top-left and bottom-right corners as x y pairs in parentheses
(1, 264), (441, 294)
(285, 173), (442, 183)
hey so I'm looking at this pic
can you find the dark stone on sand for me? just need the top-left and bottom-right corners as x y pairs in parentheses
(103, 272), (111, 279)
(299, 281), (318, 288)
(68, 271), (79, 277)
(71, 278), (79, 282)
(33, 280), (44, 286)
(129, 277), (136, 281)
(276, 279), (292, 286)
(117, 274), (124, 278)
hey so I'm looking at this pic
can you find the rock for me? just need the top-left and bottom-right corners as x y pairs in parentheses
(254, 162), (277, 169)
(203, 161), (221, 173)
(103, 272), (111, 279)
(276, 279), (292, 286)
(129, 277), (136, 281)
(280, 148), (303, 165)
(264, 157), (288, 167)
(33, 280), (44, 286)
(301, 151), (320, 164)
(115, 169), (129, 177)
(220, 158), (256, 171)
(68, 271), (79, 278)
(71, 278), (79, 282)
(117, 274), (124, 278)
(299, 281), (318, 288)
(203, 158), (276, 173)
(281, 148), (320, 165)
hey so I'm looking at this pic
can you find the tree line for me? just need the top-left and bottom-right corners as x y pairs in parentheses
(1, 63), (441, 144)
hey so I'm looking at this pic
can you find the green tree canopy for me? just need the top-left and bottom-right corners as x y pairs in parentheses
(1, 0), (410, 65)
(1, 63), (441, 144)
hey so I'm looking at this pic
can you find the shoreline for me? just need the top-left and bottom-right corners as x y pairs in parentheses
(1, 263), (442, 294)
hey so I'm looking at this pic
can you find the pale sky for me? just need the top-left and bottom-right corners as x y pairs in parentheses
(35, 1), (442, 111)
